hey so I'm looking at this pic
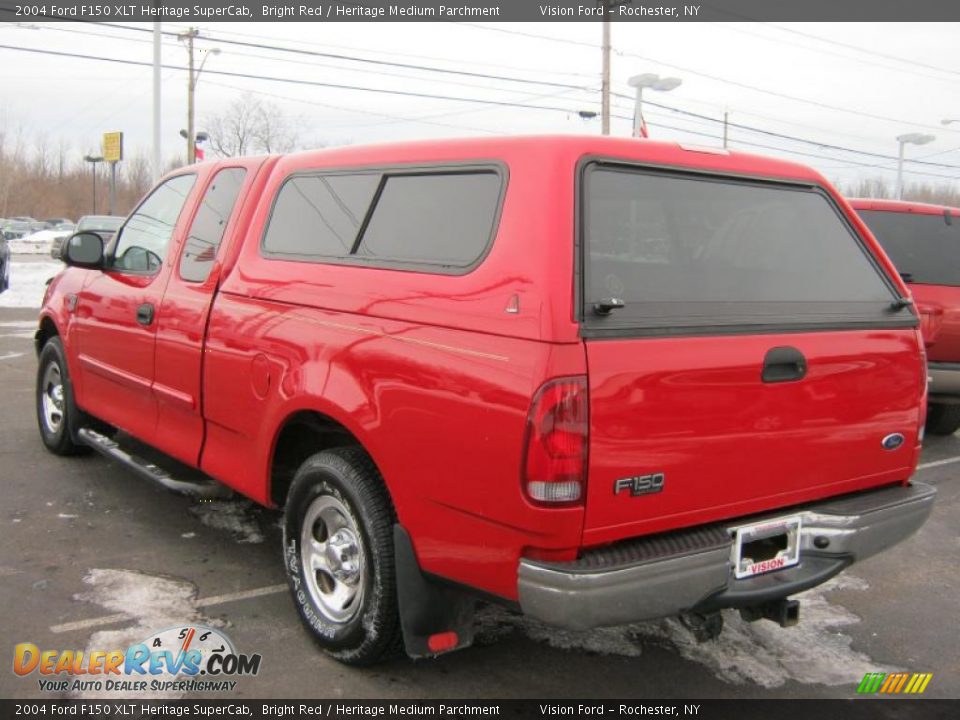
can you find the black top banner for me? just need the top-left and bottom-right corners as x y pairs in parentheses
(1, 0), (960, 22)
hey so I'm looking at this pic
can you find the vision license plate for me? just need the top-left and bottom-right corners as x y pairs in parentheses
(732, 515), (802, 579)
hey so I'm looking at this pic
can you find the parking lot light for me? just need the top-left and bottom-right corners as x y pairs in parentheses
(895, 133), (935, 200)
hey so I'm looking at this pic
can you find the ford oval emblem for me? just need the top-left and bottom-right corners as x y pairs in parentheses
(882, 433), (906, 451)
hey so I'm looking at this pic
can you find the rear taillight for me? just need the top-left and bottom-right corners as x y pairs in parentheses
(521, 376), (588, 506)
(918, 333), (929, 443)
(917, 305), (943, 348)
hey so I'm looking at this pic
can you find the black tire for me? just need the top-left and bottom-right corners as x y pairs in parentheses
(925, 403), (960, 436)
(36, 337), (88, 455)
(283, 447), (403, 666)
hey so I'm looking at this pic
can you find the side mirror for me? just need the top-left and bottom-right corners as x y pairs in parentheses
(63, 232), (105, 269)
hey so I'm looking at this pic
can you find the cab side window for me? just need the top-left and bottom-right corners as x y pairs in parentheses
(180, 168), (247, 282)
(112, 174), (196, 273)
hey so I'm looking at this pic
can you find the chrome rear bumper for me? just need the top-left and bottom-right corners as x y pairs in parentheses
(518, 482), (935, 630)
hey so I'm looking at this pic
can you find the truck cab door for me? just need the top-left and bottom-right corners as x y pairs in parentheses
(72, 173), (199, 443)
(150, 162), (264, 467)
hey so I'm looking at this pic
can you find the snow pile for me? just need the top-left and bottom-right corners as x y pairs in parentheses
(0, 259), (62, 309)
(9, 229), (70, 255)
(73, 569), (208, 699)
(476, 574), (889, 688)
(189, 499), (265, 544)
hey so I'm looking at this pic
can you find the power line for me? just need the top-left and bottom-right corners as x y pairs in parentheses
(455, 22), (959, 135)
(40, 22), (600, 100)
(0, 43), (595, 116)
(170, 21), (600, 80)
(3, 36), (956, 182)
(611, 91), (960, 170)
(712, 23), (960, 85)
(80, 21), (960, 164)
(93, 21), (593, 93)
(761, 23), (960, 79)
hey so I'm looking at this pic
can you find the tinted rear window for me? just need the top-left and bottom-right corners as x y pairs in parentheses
(263, 174), (380, 258)
(857, 209), (960, 287)
(583, 166), (898, 332)
(356, 173), (501, 266)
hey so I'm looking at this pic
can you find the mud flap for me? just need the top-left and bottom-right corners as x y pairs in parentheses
(393, 524), (476, 658)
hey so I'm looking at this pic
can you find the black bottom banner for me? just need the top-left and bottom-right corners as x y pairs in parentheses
(0, 700), (956, 720)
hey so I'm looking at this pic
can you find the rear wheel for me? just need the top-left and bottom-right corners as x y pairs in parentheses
(925, 403), (960, 436)
(36, 337), (87, 455)
(283, 447), (403, 666)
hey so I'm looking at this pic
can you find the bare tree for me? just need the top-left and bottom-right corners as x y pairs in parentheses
(205, 92), (301, 157)
(838, 176), (959, 206)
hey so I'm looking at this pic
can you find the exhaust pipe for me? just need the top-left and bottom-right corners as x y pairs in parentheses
(739, 598), (800, 628)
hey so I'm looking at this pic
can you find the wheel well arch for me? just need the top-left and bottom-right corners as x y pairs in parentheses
(35, 315), (59, 355)
(268, 409), (386, 510)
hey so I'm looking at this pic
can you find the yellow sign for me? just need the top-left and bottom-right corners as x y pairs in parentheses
(102, 132), (123, 163)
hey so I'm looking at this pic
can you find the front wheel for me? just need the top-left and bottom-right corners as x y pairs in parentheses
(283, 447), (403, 666)
(36, 337), (87, 455)
(925, 403), (960, 436)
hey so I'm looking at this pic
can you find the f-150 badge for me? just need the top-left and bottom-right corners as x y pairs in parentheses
(614, 473), (665, 497)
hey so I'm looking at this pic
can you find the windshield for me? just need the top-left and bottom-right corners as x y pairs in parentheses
(857, 209), (960, 287)
(583, 165), (899, 332)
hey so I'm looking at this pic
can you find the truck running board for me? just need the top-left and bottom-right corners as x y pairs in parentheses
(77, 428), (231, 500)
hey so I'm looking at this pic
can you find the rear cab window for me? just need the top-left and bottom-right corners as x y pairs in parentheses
(180, 167), (248, 283)
(261, 166), (504, 273)
(580, 163), (907, 335)
(857, 209), (960, 287)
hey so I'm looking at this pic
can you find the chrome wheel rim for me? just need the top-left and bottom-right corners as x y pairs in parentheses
(300, 494), (365, 624)
(41, 363), (65, 435)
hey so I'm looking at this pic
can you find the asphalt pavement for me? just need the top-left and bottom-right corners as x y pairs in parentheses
(1, 303), (957, 700)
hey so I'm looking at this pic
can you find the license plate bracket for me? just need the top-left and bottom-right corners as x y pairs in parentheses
(732, 515), (802, 579)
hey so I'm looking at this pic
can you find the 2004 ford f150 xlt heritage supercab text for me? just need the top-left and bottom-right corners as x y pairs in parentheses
(35, 136), (935, 665)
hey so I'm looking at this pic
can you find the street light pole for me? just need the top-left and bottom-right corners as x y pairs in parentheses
(895, 133), (936, 200)
(83, 155), (103, 214)
(628, 73), (682, 138)
(152, 21), (162, 180)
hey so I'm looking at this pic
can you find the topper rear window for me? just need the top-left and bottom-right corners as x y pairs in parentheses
(858, 209), (960, 287)
(581, 165), (902, 334)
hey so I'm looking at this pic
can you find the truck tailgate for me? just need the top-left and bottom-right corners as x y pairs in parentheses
(583, 329), (923, 545)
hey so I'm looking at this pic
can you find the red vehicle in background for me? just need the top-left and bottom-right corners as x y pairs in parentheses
(851, 199), (960, 435)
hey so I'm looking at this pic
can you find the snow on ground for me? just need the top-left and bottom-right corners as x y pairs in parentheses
(189, 499), (265, 544)
(0, 257), (63, 309)
(72, 569), (214, 699)
(9, 229), (69, 255)
(476, 574), (890, 688)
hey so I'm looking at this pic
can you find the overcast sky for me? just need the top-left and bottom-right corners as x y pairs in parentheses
(0, 21), (957, 189)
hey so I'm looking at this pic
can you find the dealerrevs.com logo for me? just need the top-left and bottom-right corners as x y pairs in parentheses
(13, 625), (261, 694)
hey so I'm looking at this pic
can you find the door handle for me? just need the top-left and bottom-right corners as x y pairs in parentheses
(136, 303), (155, 326)
(762, 346), (807, 383)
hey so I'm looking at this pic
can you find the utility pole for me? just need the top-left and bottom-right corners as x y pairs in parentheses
(179, 27), (199, 164)
(723, 110), (729, 149)
(601, 14), (611, 135)
(152, 21), (162, 180)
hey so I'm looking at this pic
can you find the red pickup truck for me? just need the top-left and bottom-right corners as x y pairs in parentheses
(851, 198), (960, 435)
(36, 136), (934, 665)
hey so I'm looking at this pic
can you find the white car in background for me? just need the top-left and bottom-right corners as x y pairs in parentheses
(50, 215), (124, 260)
